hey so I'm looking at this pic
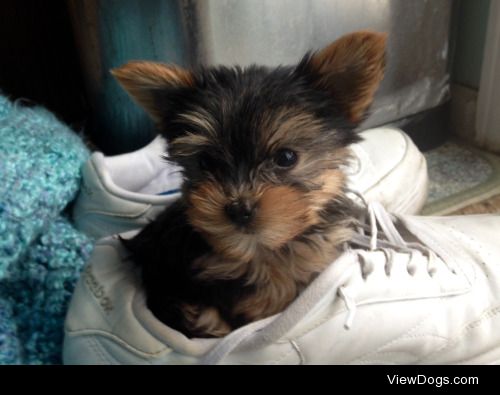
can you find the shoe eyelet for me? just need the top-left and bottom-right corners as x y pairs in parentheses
(407, 265), (417, 276)
(358, 255), (372, 280)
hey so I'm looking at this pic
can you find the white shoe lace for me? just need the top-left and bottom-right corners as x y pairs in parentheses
(348, 190), (445, 277)
(336, 190), (450, 331)
(199, 192), (444, 365)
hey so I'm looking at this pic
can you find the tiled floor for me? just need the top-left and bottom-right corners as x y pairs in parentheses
(425, 142), (492, 204)
(422, 140), (500, 215)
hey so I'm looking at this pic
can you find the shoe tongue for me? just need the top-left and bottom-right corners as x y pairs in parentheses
(348, 209), (424, 250)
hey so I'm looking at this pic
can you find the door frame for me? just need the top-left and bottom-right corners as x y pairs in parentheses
(476, 0), (500, 151)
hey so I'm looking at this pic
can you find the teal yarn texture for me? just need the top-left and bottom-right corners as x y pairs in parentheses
(0, 94), (94, 364)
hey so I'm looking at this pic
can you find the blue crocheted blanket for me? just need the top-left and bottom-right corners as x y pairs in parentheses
(0, 94), (93, 364)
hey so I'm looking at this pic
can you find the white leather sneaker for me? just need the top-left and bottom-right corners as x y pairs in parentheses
(72, 136), (183, 239)
(346, 127), (428, 215)
(63, 195), (500, 365)
(72, 127), (428, 239)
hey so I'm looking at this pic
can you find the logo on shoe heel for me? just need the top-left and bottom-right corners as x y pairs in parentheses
(83, 264), (113, 313)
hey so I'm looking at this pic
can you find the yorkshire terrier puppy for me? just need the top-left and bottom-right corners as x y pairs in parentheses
(113, 31), (387, 338)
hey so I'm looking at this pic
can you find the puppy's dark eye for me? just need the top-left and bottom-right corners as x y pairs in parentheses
(274, 149), (298, 168)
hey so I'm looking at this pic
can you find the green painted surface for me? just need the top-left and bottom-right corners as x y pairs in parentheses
(452, 0), (491, 89)
(71, 0), (188, 154)
(99, 0), (187, 153)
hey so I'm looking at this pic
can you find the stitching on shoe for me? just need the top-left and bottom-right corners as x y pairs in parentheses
(66, 253), (172, 359)
(81, 206), (152, 218)
(354, 335), (450, 365)
(389, 156), (428, 213)
(86, 336), (119, 365)
(350, 311), (440, 364)
(69, 329), (171, 359)
(289, 273), (459, 348)
(420, 304), (500, 364)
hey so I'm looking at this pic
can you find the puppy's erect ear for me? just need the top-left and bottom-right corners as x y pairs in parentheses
(297, 31), (387, 124)
(111, 61), (194, 122)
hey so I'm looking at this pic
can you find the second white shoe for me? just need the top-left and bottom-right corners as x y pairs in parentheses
(73, 127), (428, 239)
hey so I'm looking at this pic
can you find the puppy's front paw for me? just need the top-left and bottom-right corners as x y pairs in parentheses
(182, 303), (232, 338)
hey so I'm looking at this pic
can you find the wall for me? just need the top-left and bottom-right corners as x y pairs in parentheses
(452, 0), (491, 89)
(450, 0), (491, 142)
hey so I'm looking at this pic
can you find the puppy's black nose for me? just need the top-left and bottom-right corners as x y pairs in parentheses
(225, 200), (255, 227)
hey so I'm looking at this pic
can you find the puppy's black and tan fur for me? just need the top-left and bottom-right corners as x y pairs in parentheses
(113, 31), (387, 337)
